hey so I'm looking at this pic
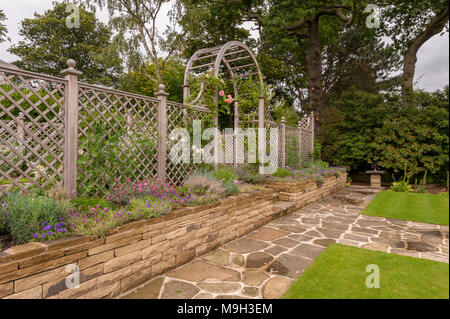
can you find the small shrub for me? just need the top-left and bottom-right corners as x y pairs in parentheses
(273, 168), (291, 178)
(390, 181), (413, 192)
(213, 166), (238, 183)
(127, 197), (173, 219)
(415, 171), (428, 194)
(183, 171), (225, 195)
(304, 161), (330, 170)
(236, 164), (264, 184)
(390, 162), (413, 192)
(1, 193), (71, 243)
(222, 180), (239, 196)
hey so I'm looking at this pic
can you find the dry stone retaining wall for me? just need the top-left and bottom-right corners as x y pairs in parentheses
(0, 174), (346, 299)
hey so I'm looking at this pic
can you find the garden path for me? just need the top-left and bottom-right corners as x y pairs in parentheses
(120, 185), (449, 299)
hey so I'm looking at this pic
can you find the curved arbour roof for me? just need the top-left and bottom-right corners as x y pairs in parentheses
(183, 41), (278, 126)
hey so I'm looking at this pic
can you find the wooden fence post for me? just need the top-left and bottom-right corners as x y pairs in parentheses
(156, 84), (168, 183)
(61, 59), (81, 198)
(280, 116), (286, 168)
(297, 120), (303, 167)
(309, 112), (315, 156)
(258, 94), (265, 172)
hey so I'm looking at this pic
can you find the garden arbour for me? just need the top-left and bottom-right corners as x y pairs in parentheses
(0, 41), (315, 198)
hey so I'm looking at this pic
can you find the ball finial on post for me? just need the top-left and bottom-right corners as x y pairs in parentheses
(67, 59), (76, 68)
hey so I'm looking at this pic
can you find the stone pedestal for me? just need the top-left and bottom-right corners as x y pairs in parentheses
(366, 170), (385, 187)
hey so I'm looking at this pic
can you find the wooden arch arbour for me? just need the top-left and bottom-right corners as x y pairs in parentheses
(183, 41), (265, 132)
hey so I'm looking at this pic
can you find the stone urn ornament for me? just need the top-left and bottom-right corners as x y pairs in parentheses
(366, 163), (385, 187)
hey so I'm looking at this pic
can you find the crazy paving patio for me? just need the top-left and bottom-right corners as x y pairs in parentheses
(120, 185), (449, 299)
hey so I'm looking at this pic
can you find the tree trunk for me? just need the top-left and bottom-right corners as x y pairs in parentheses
(306, 17), (323, 114)
(402, 6), (449, 105)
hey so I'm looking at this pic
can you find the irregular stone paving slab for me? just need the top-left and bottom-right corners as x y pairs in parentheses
(161, 280), (199, 299)
(262, 276), (294, 299)
(290, 244), (325, 259)
(121, 277), (164, 299)
(197, 283), (241, 294)
(223, 238), (270, 254)
(167, 260), (240, 282)
(264, 245), (287, 256)
(202, 250), (229, 266)
(230, 254), (244, 267)
(120, 186), (448, 300)
(246, 227), (290, 241)
(272, 237), (299, 248)
(242, 287), (259, 297)
(243, 269), (270, 286)
(245, 252), (273, 268)
(266, 254), (313, 279)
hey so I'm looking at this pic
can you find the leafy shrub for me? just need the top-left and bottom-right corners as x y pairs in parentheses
(236, 164), (264, 184)
(414, 171), (428, 194)
(127, 197), (173, 219)
(273, 168), (291, 178)
(390, 181), (413, 192)
(304, 161), (330, 170)
(390, 162), (413, 192)
(183, 171), (225, 195)
(0, 193), (70, 243)
(321, 88), (449, 184)
(222, 181), (239, 196)
(213, 166), (238, 183)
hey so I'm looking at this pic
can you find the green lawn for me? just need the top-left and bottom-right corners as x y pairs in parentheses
(361, 190), (449, 225)
(283, 244), (449, 299)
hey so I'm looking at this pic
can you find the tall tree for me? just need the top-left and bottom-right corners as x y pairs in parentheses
(179, 0), (264, 58)
(0, 9), (8, 43)
(84, 0), (185, 85)
(378, 0), (449, 104)
(279, 1), (363, 113)
(8, 1), (122, 86)
(322, 19), (401, 102)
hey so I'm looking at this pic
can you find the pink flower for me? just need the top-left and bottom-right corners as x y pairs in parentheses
(114, 177), (118, 181)
(219, 90), (225, 97)
(126, 178), (130, 182)
(233, 179), (238, 185)
(227, 94), (232, 99)
(138, 188), (142, 192)
(91, 208), (95, 212)
(225, 99), (230, 104)
(106, 196), (110, 200)
(220, 79), (224, 84)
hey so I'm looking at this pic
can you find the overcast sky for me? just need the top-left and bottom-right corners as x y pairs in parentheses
(0, 0), (448, 91)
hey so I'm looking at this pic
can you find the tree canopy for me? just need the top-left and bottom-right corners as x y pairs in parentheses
(8, 1), (123, 86)
(0, 9), (8, 43)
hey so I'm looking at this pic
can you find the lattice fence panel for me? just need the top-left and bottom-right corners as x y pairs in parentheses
(166, 102), (211, 186)
(77, 84), (159, 195)
(298, 116), (314, 164)
(0, 67), (65, 195)
(285, 126), (301, 169)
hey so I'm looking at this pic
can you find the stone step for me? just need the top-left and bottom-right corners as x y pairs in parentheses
(332, 193), (365, 205)
(273, 201), (296, 214)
